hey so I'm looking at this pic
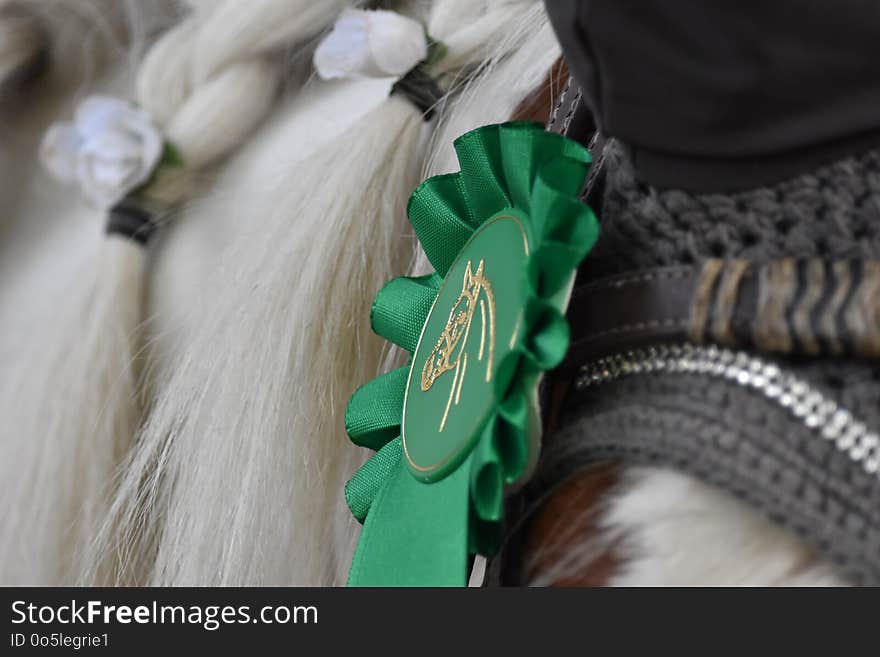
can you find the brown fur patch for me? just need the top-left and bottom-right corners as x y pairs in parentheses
(520, 465), (622, 586)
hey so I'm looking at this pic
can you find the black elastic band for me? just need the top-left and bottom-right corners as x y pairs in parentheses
(106, 201), (156, 246)
(391, 66), (444, 119)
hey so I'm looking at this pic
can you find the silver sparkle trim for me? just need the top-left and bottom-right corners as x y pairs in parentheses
(574, 344), (880, 477)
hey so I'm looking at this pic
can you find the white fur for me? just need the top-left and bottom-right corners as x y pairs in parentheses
(528, 467), (847, 586)
(606, 468), (847, 585)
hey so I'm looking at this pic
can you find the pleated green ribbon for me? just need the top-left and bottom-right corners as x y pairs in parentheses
(344, 122), (598, 586)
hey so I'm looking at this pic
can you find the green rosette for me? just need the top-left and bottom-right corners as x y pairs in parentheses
(344, 122), (598, 586)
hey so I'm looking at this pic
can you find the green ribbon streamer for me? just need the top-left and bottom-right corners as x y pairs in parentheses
(344, 122), (597, 586)
(348, 453), (472, 586)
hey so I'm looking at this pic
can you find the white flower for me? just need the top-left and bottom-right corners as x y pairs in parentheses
(39, 95), (163, 208)
(314, 8), (428, 80)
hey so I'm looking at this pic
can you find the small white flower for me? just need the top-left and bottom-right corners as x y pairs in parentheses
(314, 8), (428, 80)
(40, 95), (163, 208)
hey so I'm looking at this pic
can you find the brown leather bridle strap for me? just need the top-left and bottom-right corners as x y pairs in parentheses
(557, 258), (880, 377)
(562, 265), (697, 371)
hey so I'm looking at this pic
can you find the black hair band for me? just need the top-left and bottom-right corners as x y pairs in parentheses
(391, 66), (445, 120)
(105, 201), (156, 246)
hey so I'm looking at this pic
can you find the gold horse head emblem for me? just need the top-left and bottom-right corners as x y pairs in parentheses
(421, 260), (496, 431)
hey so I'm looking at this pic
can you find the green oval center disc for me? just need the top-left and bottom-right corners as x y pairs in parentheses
(402, 212), (531, 482)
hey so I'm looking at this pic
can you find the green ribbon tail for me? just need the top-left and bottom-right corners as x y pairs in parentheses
(347, 454), (473, 587)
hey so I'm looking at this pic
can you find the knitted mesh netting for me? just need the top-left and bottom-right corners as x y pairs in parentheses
(586, 143), (880, 274)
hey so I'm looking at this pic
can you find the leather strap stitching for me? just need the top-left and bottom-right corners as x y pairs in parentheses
(571, 266), (692, 298)
(571, 318), (691, 346)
